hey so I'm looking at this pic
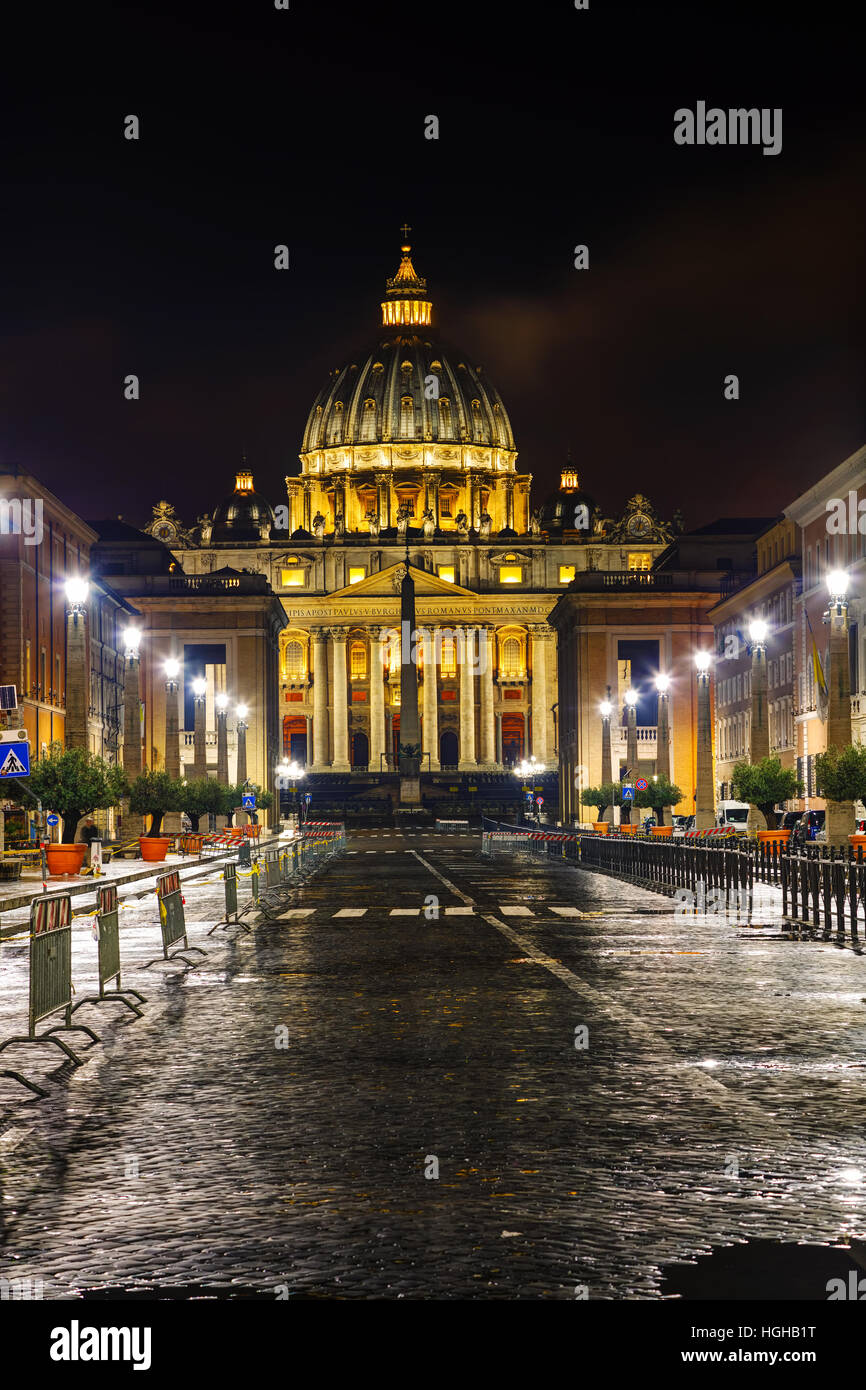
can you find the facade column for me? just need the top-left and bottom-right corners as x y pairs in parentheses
(695, 657), (715, 831)
(331, 626), (351, 771)
(504, 479), (515, 530)
(458, 625), (477, 769)
(369, 630), (386, 774)
(303, 481), (313, 532)
(305, 713), (312, 768)
(164, 672), (181, 780)
(192, 686), (208, 779)
(122, 644), (143, 837)
(495, 712), (503, 765)
(312, 629), (330, 769)
(64, 598), (89, 750)
(529, 626), (549, 763)
(479, 625), (496, 766)
(421, 627), (440, 771)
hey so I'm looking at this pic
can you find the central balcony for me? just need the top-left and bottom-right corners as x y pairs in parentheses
(612, 725), (658, 759)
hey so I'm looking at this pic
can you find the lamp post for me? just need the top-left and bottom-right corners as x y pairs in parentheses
(192, 677), (208, 779)
(747, 619), (770, 832)
(623, 688), (638, 823)
(64, 577), (90, 750)
(695, 651), (714, 831)
(215, 692), (229, 784)
(515, 755), (545, 823)
(122, 625), (143, 838)
(826, 569), (853, 847)
(599, 696), (613, 821)
(655, 674), (671, 823)
(277, 758), (305, 827)
(236, 703), (249, 786)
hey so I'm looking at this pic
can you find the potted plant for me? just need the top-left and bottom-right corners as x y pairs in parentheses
(398, 742), (422, 777)
(129, 770), (183, 860)
(731, 757), (803, 845)
(8, 743), (127, 876)
(635, 776), (683, 836)
(814, 744), (866, 849)
(582, 783), (620, 834)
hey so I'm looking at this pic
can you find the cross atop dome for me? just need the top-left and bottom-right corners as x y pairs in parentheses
(382, 227), (432, 328)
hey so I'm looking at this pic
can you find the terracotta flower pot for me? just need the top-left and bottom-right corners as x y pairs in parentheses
(756, 830), (790, 847)
(619, 825), (637, 836)
(849, 833), (866, 850)
(139, 836), (171, 862)
(45, 842), (88, 877)
(592, 821), (608, 835)
(651, 825), (673, 837)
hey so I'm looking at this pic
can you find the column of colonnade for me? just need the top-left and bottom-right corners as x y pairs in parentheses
(421, 627), (440, 770)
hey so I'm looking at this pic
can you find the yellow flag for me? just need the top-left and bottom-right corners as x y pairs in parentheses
(812, 640), (827, 696)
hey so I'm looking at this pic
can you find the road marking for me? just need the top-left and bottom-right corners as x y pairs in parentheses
(551, 906), (581, 917)
(500, 905), (534, 916)
(409, 849), (791, 1132)
(333, 908), (367, 918)
(445, 906), (475, 915)
(365, 851), (376, 854)
(389, 908), (420, 916)
(277, 908), (315, 919)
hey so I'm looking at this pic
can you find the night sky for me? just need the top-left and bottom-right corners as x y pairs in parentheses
(1, 1), (863, 532)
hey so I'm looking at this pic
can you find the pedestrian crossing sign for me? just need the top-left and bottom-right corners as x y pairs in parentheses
(0, 740), (30, 778)
(622, 784), (634, 800)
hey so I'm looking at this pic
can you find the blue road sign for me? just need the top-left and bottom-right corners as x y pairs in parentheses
(0, 740), (30, 778)
(622, 785), (634, 800)
(304, 792), (312, 803)
(46, 813), (59, 826)
(241, 792), (256, 810)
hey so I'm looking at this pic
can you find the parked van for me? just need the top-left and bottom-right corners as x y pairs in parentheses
(716, 799), (750, 833)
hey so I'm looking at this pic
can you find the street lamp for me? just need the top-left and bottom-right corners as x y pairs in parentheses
(235, 703), (249, 785)
(215, 692), (228, 711)
(828, 569), (849, 612)
(655, 674), (670, 693)
(825, 569), (853, 845)
(65, 576), (90, 613)
(624, 688), (638, 706)
(749, 618), (768, 647)
(192, 677), (207, 700)
(164, 658), (180, 683)
(695, 651), (711, 673)
(122, 626), (141, 660)
(599, 699), (613, 719)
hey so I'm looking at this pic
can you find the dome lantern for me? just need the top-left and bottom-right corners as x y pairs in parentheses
(381, 226), (432, 328)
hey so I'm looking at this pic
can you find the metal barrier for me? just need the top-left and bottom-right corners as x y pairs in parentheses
(70, 883), (146, 1018)
(264, 848), (282, 888)
(208, 860), (254, 935)
(253, 826), (346, 919)
(143, 869), (208, 967)
(0, 892), (100, 1095)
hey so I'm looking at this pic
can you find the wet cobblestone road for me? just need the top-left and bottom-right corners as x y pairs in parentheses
(2, 831), (866, 1299)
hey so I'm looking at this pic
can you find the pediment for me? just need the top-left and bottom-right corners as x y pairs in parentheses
(329, 563), (476, 600)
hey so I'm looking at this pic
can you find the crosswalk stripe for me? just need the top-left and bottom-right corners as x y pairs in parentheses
(444, 906), (474, 915)
(277, 908), (316, 919)
(389, 908), (420, 916)
(333, 908), (367, 918)
(551, 906), (581, 917)
(499, 905), (534, 916)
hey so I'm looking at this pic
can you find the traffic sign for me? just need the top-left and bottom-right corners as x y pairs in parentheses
(0, 740), (30, 778)
(622, 785), (634, 801)
(635, 778), (648, 791)
(46, 813), (59, 826)
(536, 796), (544, 805)
(241, 792), (256, 810)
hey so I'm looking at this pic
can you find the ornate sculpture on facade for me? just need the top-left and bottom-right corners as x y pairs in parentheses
(421, 507), (436, 539)
(607, 493), (674, 545)
(528, 507), (542, 537)
(396, 503), (412, 539)
(312, 511), (326, 540)
(455, 510), (469, 539)
(367, 510), (380, 539)
(478, 509), (492, 539)
(145, 500), (197, 548)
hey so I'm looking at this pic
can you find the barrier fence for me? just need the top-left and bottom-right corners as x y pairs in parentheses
(71, 883), (146, 1018)
(143, 869), (208, 968)
(0, 892), (100, 1095)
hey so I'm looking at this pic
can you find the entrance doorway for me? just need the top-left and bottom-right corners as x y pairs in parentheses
(501, 713), (524, 768)
(282, 715), (307, 765)
(352, 731), (369, 769)
(439, 729), (458, 767)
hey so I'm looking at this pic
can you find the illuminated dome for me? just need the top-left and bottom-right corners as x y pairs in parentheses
(539, 462), (596, 536)
(300, 240), (515, 460)
(211, 469), (275, 542)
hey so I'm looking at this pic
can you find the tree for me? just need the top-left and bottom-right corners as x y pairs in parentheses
(581, 783), (621, 821)
(635, 776), (683, 826)
(129, 770), (184, 836)
(815, 745), (866, 845)
(9, 743), (128, 842)
(180, 777), (225, 830)
(731, 757), (803, 831)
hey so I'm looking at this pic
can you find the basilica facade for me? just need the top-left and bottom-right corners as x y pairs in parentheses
(141, 240), (677, 790)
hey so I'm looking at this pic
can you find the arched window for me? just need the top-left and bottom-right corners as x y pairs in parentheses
(400, 395), (415, 439)
(361, 398), (377, 442)
(328, 402), (344, 445)
(471, 398), (484, 440)
(501, 636), (522, 679)
(350, 641), (367, 680)
(438, 397), (452, 439)
(440, 634), (457, 678)
(284, 639), (304, 681)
